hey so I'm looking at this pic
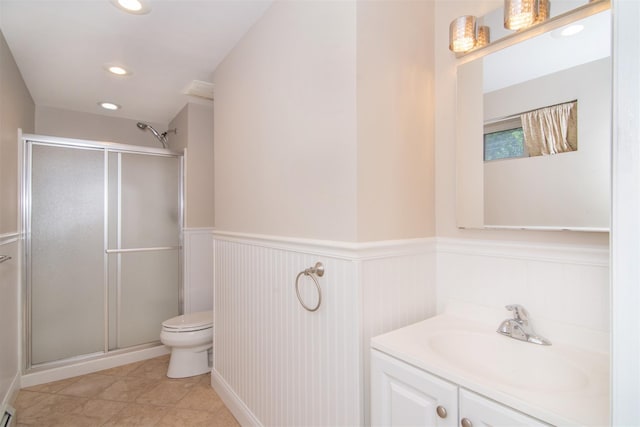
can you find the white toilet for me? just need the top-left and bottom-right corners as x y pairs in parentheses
(160, 310), (213, 378)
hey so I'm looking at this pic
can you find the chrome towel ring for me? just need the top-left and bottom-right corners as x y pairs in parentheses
(295, 262), (325, 312)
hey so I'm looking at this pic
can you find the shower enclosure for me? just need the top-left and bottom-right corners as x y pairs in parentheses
(23, 134), (183, 369)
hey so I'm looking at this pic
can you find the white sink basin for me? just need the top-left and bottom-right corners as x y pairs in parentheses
(427, 330), (590, 392)
(371, 314), (609, 426)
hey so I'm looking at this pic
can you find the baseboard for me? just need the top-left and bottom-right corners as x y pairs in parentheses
(21, 345), (169, 388)
(211, 369), (261, 427)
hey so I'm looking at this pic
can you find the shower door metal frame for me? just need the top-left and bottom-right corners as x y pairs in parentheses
(22, 134), (184, 372)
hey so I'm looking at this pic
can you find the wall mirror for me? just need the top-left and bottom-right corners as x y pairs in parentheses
(455, 3), (611, 231)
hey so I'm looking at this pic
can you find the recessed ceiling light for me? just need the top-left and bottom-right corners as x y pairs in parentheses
(119, 0), (141, 11)
(109, 0), (151, 15)
(105, 65), (131, 76)
(99, 101), (120, 111)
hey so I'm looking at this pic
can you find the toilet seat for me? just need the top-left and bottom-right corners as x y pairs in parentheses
(162, 311), (213, 333)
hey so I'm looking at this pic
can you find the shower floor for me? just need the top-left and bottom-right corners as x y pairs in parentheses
(13, 355), (238, 426)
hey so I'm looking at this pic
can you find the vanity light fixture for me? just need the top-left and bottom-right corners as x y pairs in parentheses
(98, 101), (120, 111)
(504, 0), (548, 31)
(109, 0), (151, 15)
(449, 15), (477, 53)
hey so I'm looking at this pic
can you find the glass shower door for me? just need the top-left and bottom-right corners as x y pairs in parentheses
(27, 137), (183, 369)
(30, 144), (105, 365)
(108, 152), (181, 349)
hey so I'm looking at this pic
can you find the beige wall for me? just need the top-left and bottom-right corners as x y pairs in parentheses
(214, 0), (437, 242)
(356, 0), (435, 241)
(213, 1), (358, 241)
(0, 29), (34, 234)
(169, 103), (215, 228)
(36, 106), (166, 148)
(434, 0), (608, 245)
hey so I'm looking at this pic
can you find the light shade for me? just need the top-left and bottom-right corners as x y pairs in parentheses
(534, 0), (549, 24)
(449, 15), (477, 53)
(505, 0), (549, 30)
(504, 0), (536, 30)
(476, 26), (491, 48)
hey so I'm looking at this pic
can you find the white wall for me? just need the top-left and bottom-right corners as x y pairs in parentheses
(0, 237), (20, 415)
(35, 105), (166, 148)
(0, 29), (34, 234)
(437, 238), (609, 353)
(0, 28), (33, 413)
(211, 233), (435, 426)
(211, 2), (438, 423)
(183, 229), (213, 314)
(611, 0), (640, 422)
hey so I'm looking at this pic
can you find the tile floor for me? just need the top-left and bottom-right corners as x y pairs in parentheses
(13, 355), (239, 426)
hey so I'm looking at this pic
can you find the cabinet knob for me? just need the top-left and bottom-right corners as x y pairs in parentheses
(461, 418), (473, 427)
(436, 405), (447, 418)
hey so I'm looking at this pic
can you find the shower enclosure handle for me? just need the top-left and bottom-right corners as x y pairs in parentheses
(105, 246), (180, 254)
(0, 255), (12, 264)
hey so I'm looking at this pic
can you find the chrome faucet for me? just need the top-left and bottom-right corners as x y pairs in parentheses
(497, 304), (551, 345)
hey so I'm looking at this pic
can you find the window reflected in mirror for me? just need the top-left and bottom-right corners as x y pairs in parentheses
(483, 100), (577, 162)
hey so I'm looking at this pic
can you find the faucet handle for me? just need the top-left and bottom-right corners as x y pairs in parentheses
(505, 304), (529, 322)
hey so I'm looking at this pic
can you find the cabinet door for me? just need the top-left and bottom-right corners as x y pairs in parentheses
(371, 350), (458, 427)
(459, 389), (551, 427)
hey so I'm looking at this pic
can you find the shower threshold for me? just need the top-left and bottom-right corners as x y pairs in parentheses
(22, 342), (169, 388)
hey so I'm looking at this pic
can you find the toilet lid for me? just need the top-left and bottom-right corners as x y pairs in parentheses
(162, 310), (213, 331)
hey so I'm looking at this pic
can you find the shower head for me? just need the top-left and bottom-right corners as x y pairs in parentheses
(136, 122), (168, 149)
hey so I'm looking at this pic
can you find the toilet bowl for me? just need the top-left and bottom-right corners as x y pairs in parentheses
(160, 310), (213, 378)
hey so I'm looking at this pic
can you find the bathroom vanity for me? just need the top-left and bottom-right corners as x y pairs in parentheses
(371, 315), (609, 426)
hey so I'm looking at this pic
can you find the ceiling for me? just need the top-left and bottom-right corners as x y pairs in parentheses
(0, 0), (272, 125)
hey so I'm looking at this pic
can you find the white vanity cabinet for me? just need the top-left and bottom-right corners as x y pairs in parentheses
(371, 350), (550, 427)
(371, 350), (457, 426)
(459, 389), (550, 427)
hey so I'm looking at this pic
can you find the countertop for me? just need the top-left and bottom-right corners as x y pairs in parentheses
(371, 314), (609, 426)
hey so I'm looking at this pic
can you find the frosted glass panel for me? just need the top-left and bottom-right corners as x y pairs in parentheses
(30, 144), (104, 364)
(117, 250), (180, 348)
(121, 154), (180, 248)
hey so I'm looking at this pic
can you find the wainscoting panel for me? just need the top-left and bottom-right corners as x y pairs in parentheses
(360, 250), (436, 425)
(213, 237), (361, 426)
(211, 233), (436, 426)
(183, 228), (214, 313)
